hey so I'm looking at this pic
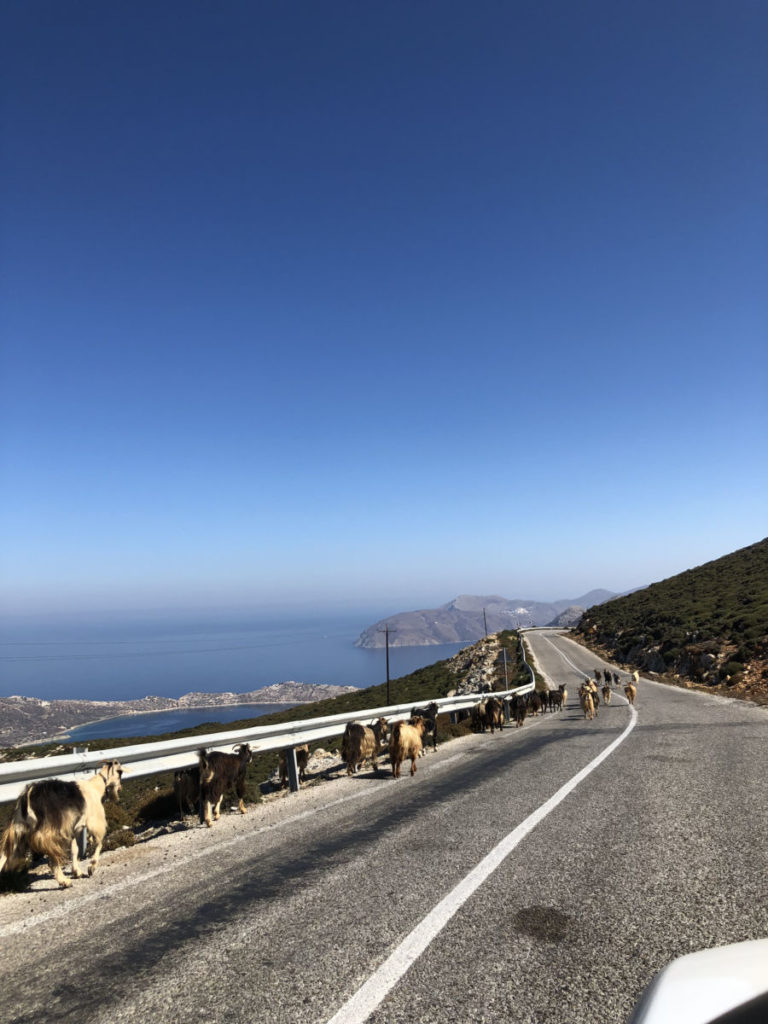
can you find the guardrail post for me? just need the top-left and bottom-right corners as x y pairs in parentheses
(503, 699), (511, 723)
(286, 748), (300, 793)
(78, 827), (88, 859)
(450, 711), (457, 725)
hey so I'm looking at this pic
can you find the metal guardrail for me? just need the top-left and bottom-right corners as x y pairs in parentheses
(0, 684), (534, 803)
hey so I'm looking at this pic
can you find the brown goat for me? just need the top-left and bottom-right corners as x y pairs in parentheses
(580, 686), (595, 720)
(411, 702), (439, 751)
(0, 761), (124, 888)
(471, 699), (489, 732)
(512, 694), (527, 727)
(389, 717), (427, 778)
(198, 744), (252, 827)
(624, 683), (637, 705)
(278, 744), (310, 788)
(485, 696), (504, 733)
(341, 719), (388, 775)
(602, 685), (612, 705)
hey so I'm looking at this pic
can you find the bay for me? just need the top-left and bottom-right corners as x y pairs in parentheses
(63, 702), (298, 742)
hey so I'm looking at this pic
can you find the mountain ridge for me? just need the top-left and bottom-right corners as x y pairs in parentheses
(355, 590), (618, 648)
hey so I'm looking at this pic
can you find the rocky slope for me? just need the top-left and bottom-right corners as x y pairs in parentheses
(0, 683), (359, 748)
(576, 538), (768, 704)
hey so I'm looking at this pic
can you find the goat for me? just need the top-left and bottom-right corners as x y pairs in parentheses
(624, 682), (637, 705)
(558, 683), (567, 708)
(389, 717), (427, 778)
(593, 668), (601, 681)
(603, 669), (612, 684)
(0, 761), (123, 889)
(585, 679), (600, 715)
(579, 686), (595, 721)
(411, 702), (439, 751)
(612, 672), (620, 686)
(198, 744), (252, 827)
(485, 696), (504, 733)
(471, 699), (489, 733)
(528, 692), (543, 717)
(341, 719), (388, 775)
(512, 694), (527, 727)
(602, 685), (612, 705)
(173, 765), (200, 819)
(278, 744), (310, 788)
(548, 689), (563, 712)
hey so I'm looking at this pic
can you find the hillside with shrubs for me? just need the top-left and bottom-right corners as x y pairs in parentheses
(575, 538), (768, 704)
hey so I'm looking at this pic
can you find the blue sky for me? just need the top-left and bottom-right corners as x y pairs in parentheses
(1, 1), (766, 618)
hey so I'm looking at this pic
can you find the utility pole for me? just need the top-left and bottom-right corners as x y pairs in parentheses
(502, 646), (509, 687)
(377, 624), (396, 704)
(483, 607), (488, 637)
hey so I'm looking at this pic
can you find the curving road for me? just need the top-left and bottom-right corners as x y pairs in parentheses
(1, 630), (766, 1024)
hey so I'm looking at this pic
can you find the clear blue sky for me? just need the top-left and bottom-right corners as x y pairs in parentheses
(2, 1), (766, 618)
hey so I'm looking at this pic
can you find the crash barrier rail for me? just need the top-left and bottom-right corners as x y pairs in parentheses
(0, 683), (534, 802)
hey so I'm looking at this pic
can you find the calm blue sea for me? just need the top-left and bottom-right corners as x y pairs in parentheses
(0, 611), (469, 740)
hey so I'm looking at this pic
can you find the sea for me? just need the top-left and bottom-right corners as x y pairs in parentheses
(0, 610), (469, 741)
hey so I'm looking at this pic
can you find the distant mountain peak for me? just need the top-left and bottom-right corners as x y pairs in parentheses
(356, 589), (618, 648)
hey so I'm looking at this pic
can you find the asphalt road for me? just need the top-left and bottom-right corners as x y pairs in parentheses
(1, 630), (766, 1024)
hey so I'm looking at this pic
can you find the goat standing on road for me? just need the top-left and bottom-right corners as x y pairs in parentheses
(341, 719), (388, 775)
(0, 761), (124, 889)
(411, 702), (439, 751)
(390, 717), (427, 777)
(198, 744), (252, 827)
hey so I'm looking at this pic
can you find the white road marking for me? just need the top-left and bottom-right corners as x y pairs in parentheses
(326, 703), (638, 1024)
(539, 632), (595, 677)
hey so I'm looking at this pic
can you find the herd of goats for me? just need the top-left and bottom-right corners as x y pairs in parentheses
(0, 668), (639, 891)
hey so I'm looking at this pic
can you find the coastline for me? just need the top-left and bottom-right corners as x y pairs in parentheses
(2, 683), (361, 749)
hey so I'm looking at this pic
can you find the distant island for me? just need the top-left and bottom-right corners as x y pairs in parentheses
(0, 682), (359, 748)
(356, 591), (618, 648)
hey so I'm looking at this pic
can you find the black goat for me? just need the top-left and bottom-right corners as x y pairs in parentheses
(198, 744), (252, 827)
(548, 689), (563, 712)
(173, 765), (200, 820)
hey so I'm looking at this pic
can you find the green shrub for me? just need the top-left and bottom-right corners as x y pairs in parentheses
(719, 661), (745, 680)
